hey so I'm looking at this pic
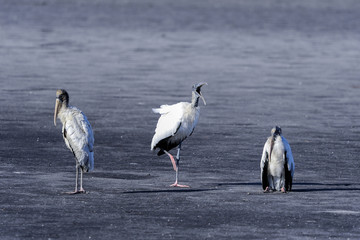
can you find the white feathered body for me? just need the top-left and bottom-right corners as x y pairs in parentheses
(57, 105), (94, 172)
(260, 136), (294, 191)
(151, 102), (200, 152)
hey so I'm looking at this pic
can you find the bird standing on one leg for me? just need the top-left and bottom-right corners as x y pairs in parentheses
(54, 89), (94, 194)
(260, 126), (295, 193)
(151, 82), (207, 188)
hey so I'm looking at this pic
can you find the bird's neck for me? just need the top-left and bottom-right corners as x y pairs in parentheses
(58, 104), (69, 122)
(60, 102), (69, 111)
(191, 92), (199, 108)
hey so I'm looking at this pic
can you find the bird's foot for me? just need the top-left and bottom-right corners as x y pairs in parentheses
(170, 182), (190, 188)
(65, 191), (80, 195)
(78, 188), (86, 193)
(64, 189), (86, 195)
(263, 187), (272, 193)
(281, 187), (286, 193)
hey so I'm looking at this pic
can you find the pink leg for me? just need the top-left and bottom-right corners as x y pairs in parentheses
(164, 147), (190, 188)
(281, 187), (286, 193)
(263, 186), (270, 193)
(164, 150), (177, 171)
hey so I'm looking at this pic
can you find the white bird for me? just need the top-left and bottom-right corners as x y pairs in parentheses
(260, 126), (295, 193)
(54, 89), (94, 194)
(151, 82), (207, 188)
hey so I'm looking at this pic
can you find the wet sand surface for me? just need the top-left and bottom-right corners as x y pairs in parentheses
(1, 0), (360, 239)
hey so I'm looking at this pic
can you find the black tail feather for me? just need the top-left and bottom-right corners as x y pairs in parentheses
(157, 149), (165, 156)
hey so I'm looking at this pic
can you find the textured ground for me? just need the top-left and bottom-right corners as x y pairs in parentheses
(0, 0), (360, 239)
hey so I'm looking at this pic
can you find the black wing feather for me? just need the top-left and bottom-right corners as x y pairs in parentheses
(262, 154), (269, 190)
(284, 151), (292, 191)
(156, 135), (185, 156)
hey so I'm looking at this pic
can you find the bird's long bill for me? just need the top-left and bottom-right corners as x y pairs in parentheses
(54, 99), (60, 126)
(197, 82), (207, 105)
(200, 94), (206, 105)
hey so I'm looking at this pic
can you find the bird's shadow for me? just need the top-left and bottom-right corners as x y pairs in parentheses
(122, 188), (217, 194)
(291, 188), (360, 192)
(291, 182), (360, 192)
(91, 172), (154, 180)
(216, 182), (360, 193)
(122, 182), (359, 194)
(217, 182), (259, 186)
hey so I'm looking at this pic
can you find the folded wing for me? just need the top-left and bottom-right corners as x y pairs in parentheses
(63, 108), (94, 172)
(151, 103), (184, 150)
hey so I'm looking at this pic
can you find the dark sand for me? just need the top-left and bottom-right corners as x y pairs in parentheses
(1, 0), (360, 239)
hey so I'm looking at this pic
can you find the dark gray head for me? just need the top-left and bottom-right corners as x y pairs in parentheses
(56, 89), (69, 104)
(271, 126), (282, 136)
(192, 82), (207, 106)
(54, 89), (69, 126)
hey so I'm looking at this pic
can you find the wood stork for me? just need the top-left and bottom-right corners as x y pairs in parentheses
(54, 89), (94, 194)
(151, 82), (207, 188)
(260, 126), (295, 193)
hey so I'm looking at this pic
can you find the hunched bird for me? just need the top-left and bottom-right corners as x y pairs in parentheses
(54, 89), (94, 194)
(260, 126), (295, 193)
